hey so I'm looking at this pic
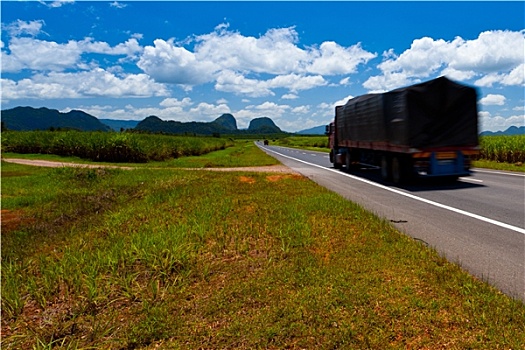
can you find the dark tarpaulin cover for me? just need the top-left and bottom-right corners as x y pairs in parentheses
(337, 76), (479, 149)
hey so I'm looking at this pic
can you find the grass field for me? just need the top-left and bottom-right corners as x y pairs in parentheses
(1, 141), (524, 349)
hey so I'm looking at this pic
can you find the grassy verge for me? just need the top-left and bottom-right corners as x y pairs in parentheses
(472, 159), (525, 172)
(2, 158), (524, 349)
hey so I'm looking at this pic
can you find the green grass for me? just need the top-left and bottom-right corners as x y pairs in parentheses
(472, 159), (525, 172)
(1, 144), (524, 349)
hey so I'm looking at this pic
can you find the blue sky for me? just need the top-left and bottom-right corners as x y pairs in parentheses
(1, 1), (524, 132)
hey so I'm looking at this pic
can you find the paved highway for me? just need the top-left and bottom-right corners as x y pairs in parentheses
(258, 143), (525, 301)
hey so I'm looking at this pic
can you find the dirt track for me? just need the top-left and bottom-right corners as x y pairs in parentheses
(1, 158), (298, 173)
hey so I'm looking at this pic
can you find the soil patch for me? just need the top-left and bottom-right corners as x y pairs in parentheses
(1, 209), (32, 233)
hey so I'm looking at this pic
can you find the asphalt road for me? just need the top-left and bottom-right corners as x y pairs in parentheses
(258, 143), (525, 302)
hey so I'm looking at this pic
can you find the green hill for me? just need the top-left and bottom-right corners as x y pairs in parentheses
(135, 114), (283, 135)
(1, 106), (110, 131)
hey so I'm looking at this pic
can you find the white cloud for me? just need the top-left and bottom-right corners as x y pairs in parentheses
(40, 0), (75, 8)
(159, 97), (193, 108)
(215, 70), (274, 97)
(365, 30), (525, 91)
(1, 69), (169, 103)
(3, 19), (45, 37)
(282, 93), (298, 100)
(189, 102), (231, 121)
(137, 24), (373, 95)
(2, 34), (143, 73)
(195, 26), (307, 75)
(308, 41), (376, 75)
(339, 77), (351, 85)
(450, 30), (524, 73)
(110, 1), (127, 9)
(479, 94), (506, 106)
(137, 38), (218, 86)
(291, 105), (310, 114)
(2, 37), (81, 72)
(480, 111), (525, 132)
(269, 73), (327, 92)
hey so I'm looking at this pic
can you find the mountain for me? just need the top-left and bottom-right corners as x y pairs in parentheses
(100, 119), (140, 131)
(1, 106), (285, 135)
(213, 113), (237, 131)
(1, 106), (110, 131)
(248, 117), (281, 133)
(135, 116), (234, 135)
(135, 114), (283, 135)
(296, 125), (327, 135)
(480, 126), (525, 136)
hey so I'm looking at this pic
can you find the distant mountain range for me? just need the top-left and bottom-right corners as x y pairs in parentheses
(296, 125), (327, 135)
(479, 126), (525, 136)
(99, 119), (139, 131)
(134, 114), (282, 135)
(1, 107), (283, 135)
(2, 106), (522, 136)
(1, 106), (111, 132)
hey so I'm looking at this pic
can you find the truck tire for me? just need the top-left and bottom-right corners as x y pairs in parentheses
(392, 156), (402, 184)
(345, 153), (352, 172)
(381, 155), (390, 180)
(392, 156), (412, 184)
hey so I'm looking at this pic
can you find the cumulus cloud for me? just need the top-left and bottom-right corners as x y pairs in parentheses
(138, 24), (374, 95)
(480, 94), (506, 106)
(189, 102), (231, 121)
(110, 1), (127, 9)
(215, 70), (275, 97)
(2, 20), (374, 101)
(282, 93), (298, 100)
(40, 0), (75, 8)
(1, 69), (168, 102)
(137, 38), (218, 86)
(480, 111), (525, 132)
(2, 35), (143, 73)
(2, 19), (45, 37)
(1, 17), (143, 75)
(159, 97), (193, 108)
(308, 41), (376, 75)
(365, 30), (525, 91)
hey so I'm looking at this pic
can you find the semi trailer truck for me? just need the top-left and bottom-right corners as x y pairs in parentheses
(326, 76), (479, 183)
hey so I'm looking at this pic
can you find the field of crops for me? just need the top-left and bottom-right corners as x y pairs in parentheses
(1, 131), (234, 163)
(478, 135), (525, 164)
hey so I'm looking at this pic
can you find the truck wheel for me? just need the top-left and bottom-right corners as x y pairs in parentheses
(345, 153), (352, 172)
(381, 155), (390, 180)
(392, 156), (402, 184)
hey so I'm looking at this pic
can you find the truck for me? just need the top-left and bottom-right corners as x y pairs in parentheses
(326, 76), (479, 183)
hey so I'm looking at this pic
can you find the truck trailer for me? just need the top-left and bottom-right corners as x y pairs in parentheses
(326, 76), (479, 183)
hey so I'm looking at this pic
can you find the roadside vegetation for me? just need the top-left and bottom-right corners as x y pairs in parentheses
(1, 130), (234, 163)
(1, 140), (524, 349)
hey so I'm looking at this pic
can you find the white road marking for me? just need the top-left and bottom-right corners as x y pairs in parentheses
(473, 168), (525, 177)
(459, 177), (484, 183)
(264, 146), (525, 235)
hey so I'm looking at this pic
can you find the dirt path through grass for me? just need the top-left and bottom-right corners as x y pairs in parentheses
(1, 158), (298, 173)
